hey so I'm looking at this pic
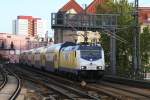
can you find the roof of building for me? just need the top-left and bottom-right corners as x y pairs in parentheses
(17, 16), (33, 19)
(59, 0), (150, 24)
(33, 18), (42, 20)
(86, 0), (107, 14)
(139, 7), (150, 10)
(59, 0), (83, 13)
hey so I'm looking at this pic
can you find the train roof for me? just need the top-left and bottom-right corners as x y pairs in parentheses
(21, 42), (102, 54)
(34, 47), (45, 53)
(46, 43), (62, 52)
(45, 42), (76, 52)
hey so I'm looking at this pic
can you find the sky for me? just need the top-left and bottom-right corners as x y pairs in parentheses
(0, 0), (149, 35)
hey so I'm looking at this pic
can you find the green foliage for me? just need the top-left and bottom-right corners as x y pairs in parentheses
(140, 27), (150, 69)
(96, 0), (134, 74)
(97, 0), (150, 75)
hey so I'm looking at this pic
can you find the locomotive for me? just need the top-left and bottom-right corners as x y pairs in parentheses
(19, 42), (105, 79)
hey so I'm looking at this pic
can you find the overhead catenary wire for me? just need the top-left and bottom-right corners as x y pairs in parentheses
(67, 22), (129, 44)
(101, 29), (129, 43)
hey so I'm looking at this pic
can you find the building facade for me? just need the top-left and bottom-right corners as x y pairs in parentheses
(0, 33), (30, 62)
(0, 33), (52, 62)
(0, 33), (33, 52)
(139, 7), (150, 32)
(13, 16), (48, 39)
(33, 18), (48, 39)
(13, 16), (33, 37)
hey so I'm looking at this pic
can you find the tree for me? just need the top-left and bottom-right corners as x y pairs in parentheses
(96, 0), (134, 75)
(140, 27), (150, 70)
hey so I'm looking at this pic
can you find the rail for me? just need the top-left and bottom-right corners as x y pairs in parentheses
(103, 75), (150, 88)
(0, 65), (7, 90)
(7, 68), (22, 100)
(0, 64), (22, 100)
(14, 65), (102, 100)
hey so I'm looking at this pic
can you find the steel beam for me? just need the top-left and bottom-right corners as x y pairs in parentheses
(110, 29), (116, 75)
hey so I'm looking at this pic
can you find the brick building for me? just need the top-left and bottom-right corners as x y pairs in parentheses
(139, 7), (150, 32)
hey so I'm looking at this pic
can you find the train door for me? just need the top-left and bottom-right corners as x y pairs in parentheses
(54, 53), (58, 69)
(41, 48), (47, 67)
(31, 53), (34, 65)
(41, 53), (46, 67)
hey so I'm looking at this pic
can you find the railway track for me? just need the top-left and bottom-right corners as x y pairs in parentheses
(9, 65), (102, 100)
(86, 81), (150, 100)
(0, 66), (7, 91)
(8, 64), (150, 100)
(0, 64), (22, 100)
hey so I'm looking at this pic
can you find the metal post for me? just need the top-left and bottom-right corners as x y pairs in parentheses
(133, 0), (140, 72)
(136, 0), (141, 71)
(133, 29), (137, 70)
(110, 29), (116, 75)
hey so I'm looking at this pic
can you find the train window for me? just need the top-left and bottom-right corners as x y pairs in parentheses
(80, 50), (102, 61)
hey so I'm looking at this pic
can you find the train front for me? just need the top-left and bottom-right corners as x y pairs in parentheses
(77, 45), (105, 79)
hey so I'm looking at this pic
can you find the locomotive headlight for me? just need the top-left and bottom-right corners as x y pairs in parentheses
(97, 66), (102, 70)
(81, 66), (86, 70)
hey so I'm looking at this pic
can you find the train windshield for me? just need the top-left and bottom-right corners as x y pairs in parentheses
(80, 46), (102, 61)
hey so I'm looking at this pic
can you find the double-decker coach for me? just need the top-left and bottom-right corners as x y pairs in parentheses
(20, 42), (105, 79)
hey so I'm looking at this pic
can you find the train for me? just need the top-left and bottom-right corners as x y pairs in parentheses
(19, 42), (105, 79)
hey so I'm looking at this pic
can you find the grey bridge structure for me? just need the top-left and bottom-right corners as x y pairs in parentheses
(51, 13), (118, 31)
(51, 12), (119, 75)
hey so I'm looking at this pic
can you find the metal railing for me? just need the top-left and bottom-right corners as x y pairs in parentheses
(51, 13), (118, 30)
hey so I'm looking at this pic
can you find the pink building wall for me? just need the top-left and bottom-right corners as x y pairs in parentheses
(0, 33), (28, 62)
(0, 33), (30, 51)
(0, 33), (52, 62)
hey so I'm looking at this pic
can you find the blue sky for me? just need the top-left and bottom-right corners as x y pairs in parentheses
(0, 0), (149, 35)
